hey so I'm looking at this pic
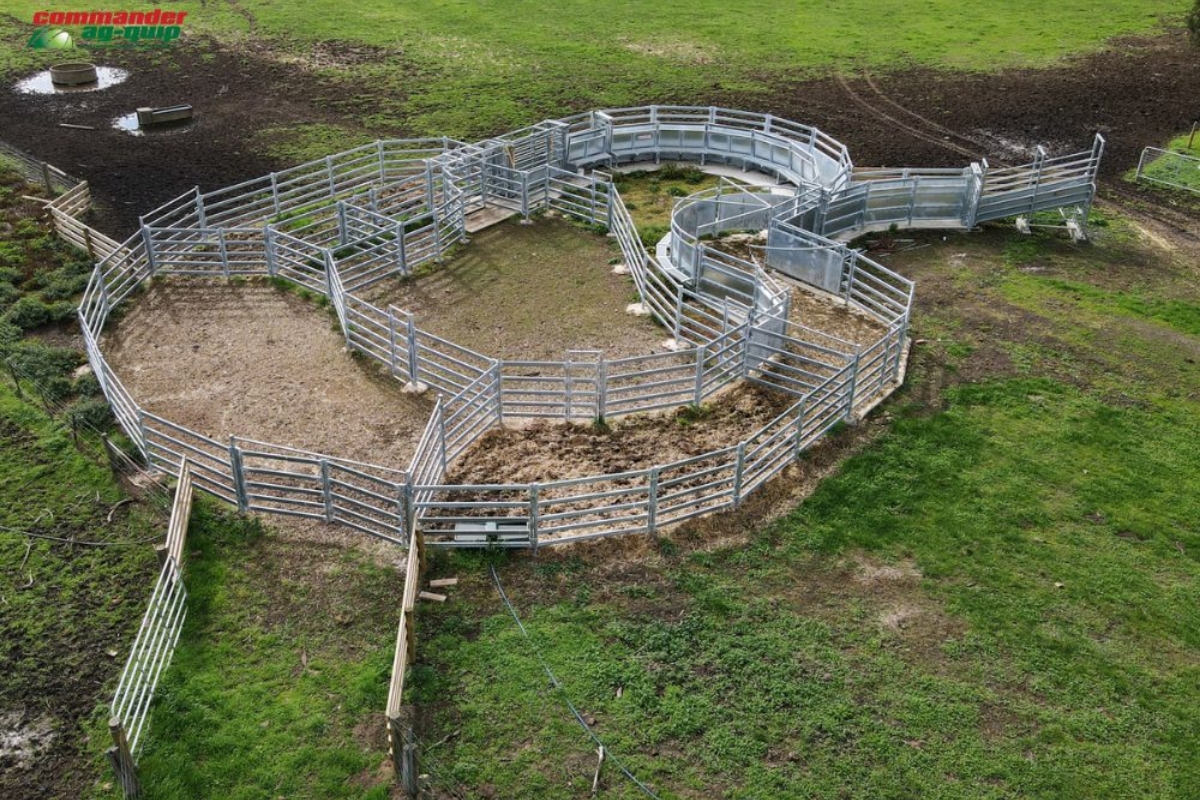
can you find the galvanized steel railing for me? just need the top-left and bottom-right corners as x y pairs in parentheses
(68, 105), (1103, 553)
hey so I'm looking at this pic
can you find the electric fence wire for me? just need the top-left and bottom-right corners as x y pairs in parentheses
(491, 563), (663, 799)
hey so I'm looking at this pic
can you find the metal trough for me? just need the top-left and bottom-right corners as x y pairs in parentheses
(50, 63), (98, 85)
(135, 105), (194, 127)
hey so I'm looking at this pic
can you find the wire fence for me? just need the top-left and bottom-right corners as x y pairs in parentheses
(0, 138), (79, 193)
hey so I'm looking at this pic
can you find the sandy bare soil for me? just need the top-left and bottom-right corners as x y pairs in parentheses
(787, 282), (890, 346)
(449, 382), (795, 487)
(362, 216), (670, 362)
(103, 278), (432, 470)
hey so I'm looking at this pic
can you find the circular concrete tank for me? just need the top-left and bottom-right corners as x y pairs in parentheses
(50, 63), (98, 85)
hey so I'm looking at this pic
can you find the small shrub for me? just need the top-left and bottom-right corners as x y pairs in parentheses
(658, 164), (707, 184)
(47, 301), (77, 324)
(0, 282), (19, 313)
(3, 296), (52, 330)
(666, 186), (688, 198)
(5, 340), (81, 403)
(637, 223), (670, 248)
(64, 396), (114, 433)
(72, 371), (102, 397)
(0, 321), (20, 351)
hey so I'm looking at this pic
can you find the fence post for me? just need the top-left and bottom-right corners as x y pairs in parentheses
(438, 406), (449, 476)
(846, 347), (862, 420)
(263, 226), (276, 278)
(229, 436), (248, 513)
(403, 479), (416, 543)
(732, 442), (746, 509)
(794, 398), (808, 457)
(521, 171), (530, 221)
(491, 360), (504, 425)
(107, 717), (140, 799)
(647, 467), (658, 537)
(387, 308), (399, 377)
(402, 723), (418, 798)
(218, 228), (230, 278)
(892, 317), (908, 381)
(323, 249), (335, 298)
(1134, 148), (1149, 182)
(270, 172), (281, 218)
(1029, 146), (1046, 216)
(194, 187), (207, 229)
(320, 459), (334, 523)
(135, 408), (149, 461)
(596, 360), (608, 421)
(395, 220), (408, 276)
(41, 161), (53, 194)
(377, 140), (387, 181)
(336, 201), (348, 246)
(693, 343), (706, 406)
(326, 155), (337, 195)
(564, 354), (574, 420)
(406, 314), (420, 384)
(843, 249), (857, 303)
(141, 226), (158, 278)
(529, 483), (540, 552)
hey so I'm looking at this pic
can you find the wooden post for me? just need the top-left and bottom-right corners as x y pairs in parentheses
(108, 717), (140, 799)
(41, 162), (53, 194)
(402, 723), (418, 797)
(84, 227), (95, 259)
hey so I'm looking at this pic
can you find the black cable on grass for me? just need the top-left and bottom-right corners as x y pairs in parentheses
(490, 563), (662, 800)
(0, 525), (161, 547)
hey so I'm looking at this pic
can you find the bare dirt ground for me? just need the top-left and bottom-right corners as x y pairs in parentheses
(450, 382), (795, 487)
(787, 283), (889, 346)
(362, 216), (669, 362)
(103, 278), (432, 471)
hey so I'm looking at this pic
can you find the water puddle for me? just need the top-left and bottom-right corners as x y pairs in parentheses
(111, 111), (195, 137)
(14, 66), (129, 94)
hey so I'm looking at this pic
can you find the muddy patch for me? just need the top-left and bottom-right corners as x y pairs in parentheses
(0, 712), (55, 772)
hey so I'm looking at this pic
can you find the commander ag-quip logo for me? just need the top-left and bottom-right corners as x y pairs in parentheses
(28, 8), (189, 48)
